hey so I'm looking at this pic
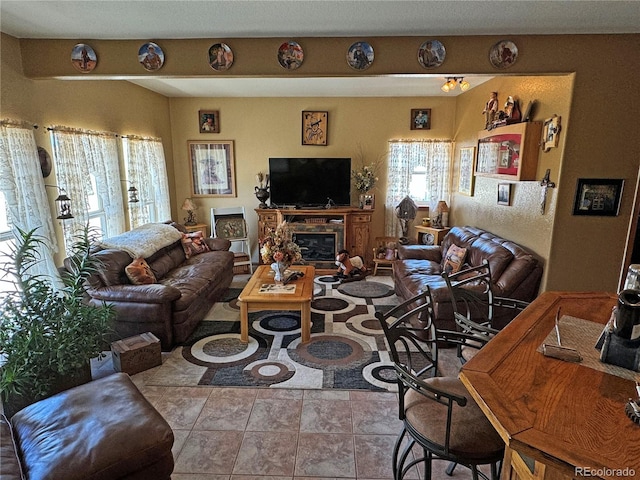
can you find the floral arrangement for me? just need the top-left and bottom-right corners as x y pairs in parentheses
(260, 222), (302, 265)
(351, 164), (379, 193)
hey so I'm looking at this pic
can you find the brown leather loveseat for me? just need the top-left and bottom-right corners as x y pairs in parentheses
(393, 225), (543, 330)
(79, 222), (235, 350)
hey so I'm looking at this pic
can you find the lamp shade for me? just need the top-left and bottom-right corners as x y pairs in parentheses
(437, 201), (449, 213)
(181, 198), (196, 211)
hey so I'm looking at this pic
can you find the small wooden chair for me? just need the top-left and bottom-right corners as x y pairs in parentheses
(372, 236), (398, 276)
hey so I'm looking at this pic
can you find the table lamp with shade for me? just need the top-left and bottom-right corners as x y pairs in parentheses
(181, 198), (197, 226)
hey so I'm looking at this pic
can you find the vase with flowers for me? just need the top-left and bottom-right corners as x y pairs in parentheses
(260, 222), (303, 283)
(351, 145), (381, 209)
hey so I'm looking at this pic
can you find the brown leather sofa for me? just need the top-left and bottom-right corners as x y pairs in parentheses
(81, 222), (235, 350)
(1, 373), (174, 480)
(393, 225), (543, 331)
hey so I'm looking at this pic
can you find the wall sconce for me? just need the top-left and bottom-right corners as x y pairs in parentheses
(181, 198), (197, 226)
(121, 180), (139, 203)
(441, 77), (470, 93)
(44, 184), (73, 219)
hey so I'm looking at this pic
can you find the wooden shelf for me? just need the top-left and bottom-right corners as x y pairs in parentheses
(475, 121), (543, 181)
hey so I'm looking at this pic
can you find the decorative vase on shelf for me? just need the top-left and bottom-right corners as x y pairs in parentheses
(255, 187), (270, 209)
(271, 261), (289, 283)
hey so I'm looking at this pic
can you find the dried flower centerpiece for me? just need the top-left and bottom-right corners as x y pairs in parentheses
(260, 222), (302, 282)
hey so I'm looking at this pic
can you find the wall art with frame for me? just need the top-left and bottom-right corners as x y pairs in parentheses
(572, 178), (623, 216)
(199, 110), (220, 133)
(458, 146), (476, 196)
(411, 109), (431, 130)
(497, 183), (512, 206)
(187, 140), (236, 197)
(302, 111), (328, 145)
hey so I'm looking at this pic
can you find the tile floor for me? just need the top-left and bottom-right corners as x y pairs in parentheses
(87, 272), (489, 480)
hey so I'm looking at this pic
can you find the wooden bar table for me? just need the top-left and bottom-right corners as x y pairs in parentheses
(460, 291), (640, 480)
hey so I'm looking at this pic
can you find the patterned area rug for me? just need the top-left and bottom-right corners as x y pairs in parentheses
(158, 275), (407, 391)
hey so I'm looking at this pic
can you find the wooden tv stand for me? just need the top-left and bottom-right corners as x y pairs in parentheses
(256, 208), (372, 273)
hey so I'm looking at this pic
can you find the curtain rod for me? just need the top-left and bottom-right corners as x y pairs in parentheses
(388, 139), (452, 144)
(0, 119), (37, 129)
(121, 134), (162, 142)
(47, 125), (118, 137)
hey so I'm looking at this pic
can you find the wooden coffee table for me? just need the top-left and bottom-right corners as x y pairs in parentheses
(237, 265), (315, 343)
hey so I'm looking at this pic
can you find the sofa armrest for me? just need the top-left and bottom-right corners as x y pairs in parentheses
(397, 244), (443, 262)
(88, 284), (182, 304)
(204, 237), (232, 251)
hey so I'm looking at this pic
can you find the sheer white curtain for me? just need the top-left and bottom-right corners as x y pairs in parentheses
(50, 127), (125, 249)
(0, 120), (60, 281)
(122, 136), (171, 228)
(385, 140), (452, 236)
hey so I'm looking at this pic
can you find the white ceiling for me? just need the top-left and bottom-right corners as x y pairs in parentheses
(2, 1), (638, 98)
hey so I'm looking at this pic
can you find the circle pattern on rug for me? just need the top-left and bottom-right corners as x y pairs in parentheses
(291, 334), (365, 367)
(315, 275), (341, 285)
(338, 281), (394, 298)
(312, 297), (350, 311)
(258, 313), (300, 333)
(245, 359), (295, 385)
(189, 334), (259, 364)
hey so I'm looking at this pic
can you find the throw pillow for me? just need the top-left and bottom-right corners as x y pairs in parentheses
(125, 257), (157, 285)
(181, 231), (211, 259)
(443, 244), (468, 274)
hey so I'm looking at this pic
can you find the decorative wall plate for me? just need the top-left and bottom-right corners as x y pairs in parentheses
(208, 43), (234, 71)
(489, 40), (518, 69)
(278, 41), (304, 70)
(417, 40), (446, 69)
(346, 42), (374, 71)
(70, 43), (97, 73)
(138, 42), (164, 71)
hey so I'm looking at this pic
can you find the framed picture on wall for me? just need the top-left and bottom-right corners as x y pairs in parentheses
(572, 178), (623, 216)
(302, 111), (328, 146)
(497, 183), (512, 206)
(187, 140), (236, 197)
(458, 147), (476, 196)
(411, 109), (431, 130)
(199, 110), (220, 133)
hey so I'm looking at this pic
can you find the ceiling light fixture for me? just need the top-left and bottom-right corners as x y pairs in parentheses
(441, 77), (471, 93)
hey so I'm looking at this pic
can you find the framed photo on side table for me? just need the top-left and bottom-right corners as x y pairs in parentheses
(187, 140), (236, 197)
(302, 111), (328, 145)
(199, 110), (220, 133)
(573, 178), (623, 216)
(458, 147), (476, 196)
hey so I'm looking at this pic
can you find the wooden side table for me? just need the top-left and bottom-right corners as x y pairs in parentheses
(184, 223), (209, 237)
(414, 226), (450, 245)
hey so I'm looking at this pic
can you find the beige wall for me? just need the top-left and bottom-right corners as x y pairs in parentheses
(168, 96), (456, 260)
(3, 32), (640, 294)
(1, 33), (174, 261)
(452, 75), (574, 289)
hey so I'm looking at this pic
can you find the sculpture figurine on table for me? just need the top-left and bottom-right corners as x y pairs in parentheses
(482, 91), (499, 129)
(334, 249), (367, 283)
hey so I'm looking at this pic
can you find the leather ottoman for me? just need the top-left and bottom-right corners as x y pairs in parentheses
(1, 373), (174, 480)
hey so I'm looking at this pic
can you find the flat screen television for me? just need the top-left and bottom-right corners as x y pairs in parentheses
(269, 157), (351, 207)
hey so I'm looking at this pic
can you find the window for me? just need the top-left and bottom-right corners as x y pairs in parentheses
(0, 192), (16, 292)
(122, 136), (171, 228)
(385, 140), (452, 236)
(50, 128), (125, 252)
(86, 174), (106, 237)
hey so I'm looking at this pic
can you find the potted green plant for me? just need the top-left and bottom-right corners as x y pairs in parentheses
(0, 226), (114, 417)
